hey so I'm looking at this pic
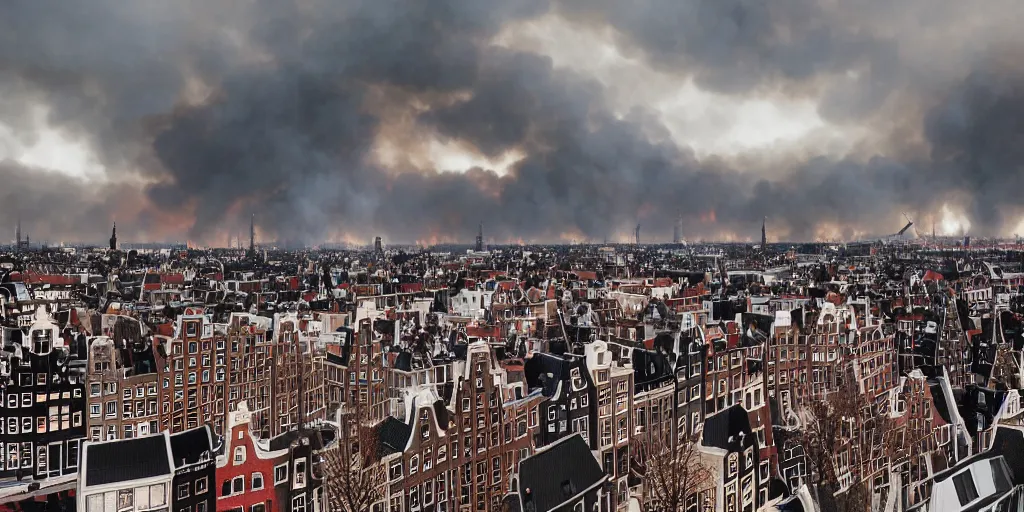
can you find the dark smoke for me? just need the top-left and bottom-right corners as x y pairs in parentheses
(1, 0), (1023, 244)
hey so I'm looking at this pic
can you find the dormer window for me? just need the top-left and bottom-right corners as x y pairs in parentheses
(31, 330), (52, 355)
(952, 471), (978, 506)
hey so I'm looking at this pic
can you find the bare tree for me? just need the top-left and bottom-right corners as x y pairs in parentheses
(796, 374), (900, 512)
(631, 434), (714, 512)
(322, 400), (384, 512)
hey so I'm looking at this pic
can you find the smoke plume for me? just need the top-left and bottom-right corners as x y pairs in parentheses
(1, 0), (1023, 245)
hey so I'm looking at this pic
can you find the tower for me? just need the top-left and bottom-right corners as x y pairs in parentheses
(15, 217), (29, 252)
(109, 222), (118, 251)
(475, 223), (484, 252)
(635, 223), (641, 245)
(761, 216), (767, 247)
(248, 214), (256, 255)
(374, 236), (383, 254)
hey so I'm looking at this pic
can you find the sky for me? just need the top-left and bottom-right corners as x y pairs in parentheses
(1, 0), (1023, 246)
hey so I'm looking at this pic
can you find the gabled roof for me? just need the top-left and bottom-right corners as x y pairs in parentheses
(375, 417), (412, 459)
(170, 425), (214, 467)
(702, 404), (753, 451)
(518, 434), (605, 511)
(84, 435), (171, 487)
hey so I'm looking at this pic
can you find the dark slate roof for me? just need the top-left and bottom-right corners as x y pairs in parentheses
(432, 400), (450, 430)
(85, 435), (171, 487)
(375, 417), (412, 459)
(929, 382), (953, 424)
(768, 477), (790, 501)
(702, 405), (753, 451)
(169, 426), (213, 467)
(268, 427), (331, 452)
(632, 347), (672, 392)
(990, 427), (1024, 486)
(524, 352), (567, 397)
(518, 434), (605, 512)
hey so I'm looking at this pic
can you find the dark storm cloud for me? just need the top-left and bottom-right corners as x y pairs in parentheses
(0, 161), (150, 244)
(923, 66), (1024, 232)
(1, 0), (1024, 244)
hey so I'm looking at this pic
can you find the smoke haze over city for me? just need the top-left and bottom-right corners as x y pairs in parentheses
(3, 0), (1024, 245)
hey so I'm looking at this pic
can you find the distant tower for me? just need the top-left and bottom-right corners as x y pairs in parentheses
(761, 217), (767, 247)
(248, 214), (256, 255)
(374, 236), (383, 254)
(475, 223), (484, 252)
(15, 217), (29, 252)
(109, 222), (118, 251)
(635, 223), (641, 245)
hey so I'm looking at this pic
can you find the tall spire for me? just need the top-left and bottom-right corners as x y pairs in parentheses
(109, 221), (118, 251)
(475, 222), (484, 252)
(249, 213), (256, 255)
(15, 216), (21, 252)
(761, 216), (767, 247)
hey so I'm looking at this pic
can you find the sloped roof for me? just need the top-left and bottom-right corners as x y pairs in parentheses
(170, 425), (213, 467)
(518, 434), (605, 511)
(85, 435), (171, 487)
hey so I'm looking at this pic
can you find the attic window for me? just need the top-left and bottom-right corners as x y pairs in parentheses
(31, 330), (52, 355)
(952, 471), (978, 506)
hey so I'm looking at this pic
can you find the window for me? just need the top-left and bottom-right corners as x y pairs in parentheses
(292, 495), (306, 512)
(952, 471), (978, 506)
(252, 505), (266, 512)
(992, 460), (1011, 493)
(150, 484), (166, 507)
(233, 446), (246, 465)
(251, 472), (263, 490)
(231, 476), (244, 494)
(275, 463), (289, 484)
(293, 458), (306, 488)
(68, 441), (79, 468)
(32, 329), (52, 354)
(177, 482), (190, 500)
(728, 453), (738, 477)
(389, 460), (403, 482)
